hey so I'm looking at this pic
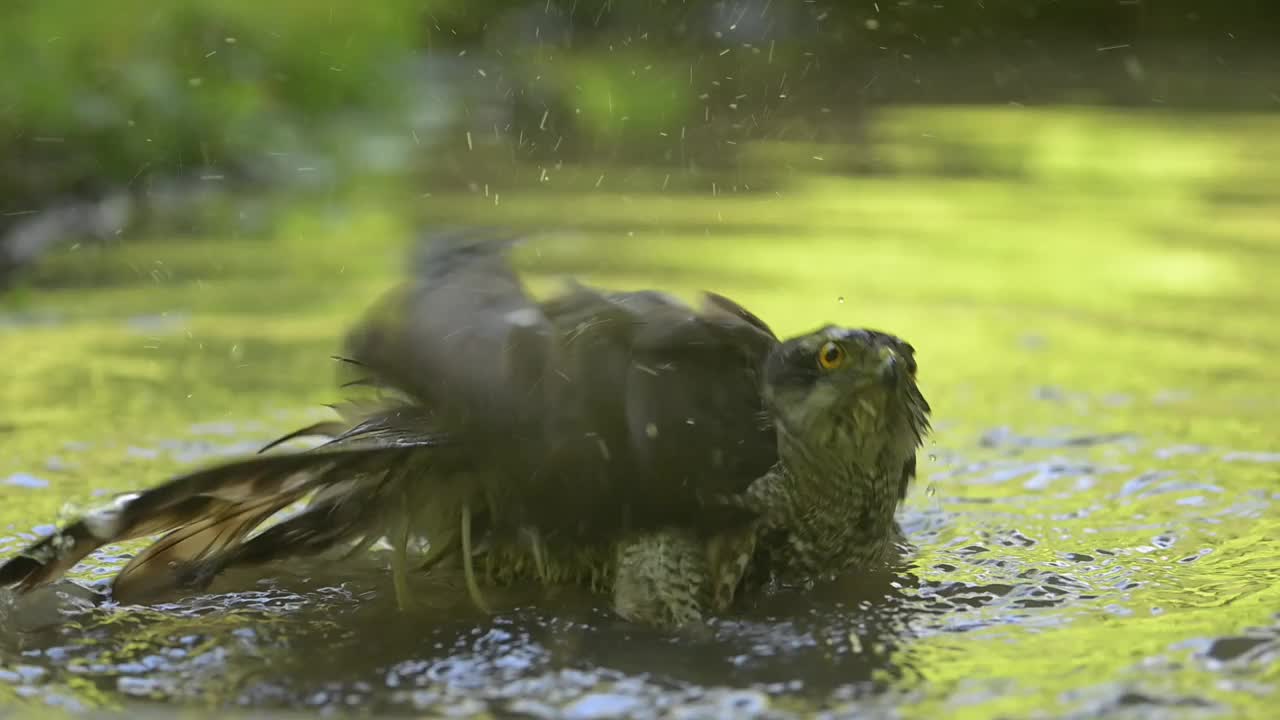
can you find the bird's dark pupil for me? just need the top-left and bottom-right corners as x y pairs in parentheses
(824, 346), (840, 362)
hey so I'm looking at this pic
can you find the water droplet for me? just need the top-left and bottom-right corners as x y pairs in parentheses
(3, 473), (48, 489)
(925, 484), (937, 497)
(928, 454), (936, 462)
(837, 296), (845, 304)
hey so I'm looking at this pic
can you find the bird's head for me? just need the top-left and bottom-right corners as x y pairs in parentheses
(763, 326), (930, 468)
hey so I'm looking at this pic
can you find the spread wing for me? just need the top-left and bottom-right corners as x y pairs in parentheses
(340, 228), (555, 443)
(343, 230), (781, 539)
(2, 228), (782, 602)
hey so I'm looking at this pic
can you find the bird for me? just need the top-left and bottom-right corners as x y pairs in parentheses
(0, 229), (931, 629)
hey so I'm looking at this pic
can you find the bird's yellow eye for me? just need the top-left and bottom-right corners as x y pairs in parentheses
(817, 341), (846, 370)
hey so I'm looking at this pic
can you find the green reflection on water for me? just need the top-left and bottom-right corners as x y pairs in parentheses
(2, 106), (1278, 717)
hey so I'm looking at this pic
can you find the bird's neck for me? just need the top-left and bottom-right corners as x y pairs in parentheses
(753, 426), (907, 575)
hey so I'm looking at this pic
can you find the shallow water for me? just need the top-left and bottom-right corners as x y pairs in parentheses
(2, 108), (1279, 718)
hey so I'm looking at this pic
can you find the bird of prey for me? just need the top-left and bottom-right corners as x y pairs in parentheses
(0, 230), (931, 629)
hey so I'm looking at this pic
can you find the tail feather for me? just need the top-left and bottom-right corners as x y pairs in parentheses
(0, 494), (234, 593)
(167, 469), (406, 594)
(111, 488), (309, 603)
(0, 431), (451, 603)
(256, 421), (347, 454)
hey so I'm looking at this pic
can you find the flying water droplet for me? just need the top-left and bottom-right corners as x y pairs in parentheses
(926, 483), (937, 497)
(837, 296), (845, 304)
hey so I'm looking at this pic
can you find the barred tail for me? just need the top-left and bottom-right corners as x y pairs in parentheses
(0, 429), (450, 605)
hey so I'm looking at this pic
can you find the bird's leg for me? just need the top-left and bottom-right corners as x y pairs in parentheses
(390, 488), (413, 611)
(705, 522), (759, 613)
(460, 502), (492, 614)
(521, 526), (550, 584)
(612, 528), (710, 630)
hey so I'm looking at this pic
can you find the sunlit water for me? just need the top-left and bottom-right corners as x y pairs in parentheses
(2, 108), (1278, 718)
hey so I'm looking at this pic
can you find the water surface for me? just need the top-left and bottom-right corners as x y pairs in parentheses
(2, 107), (1278, 718)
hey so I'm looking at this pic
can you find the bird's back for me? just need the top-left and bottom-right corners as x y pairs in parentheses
(344, 231), (782, 542)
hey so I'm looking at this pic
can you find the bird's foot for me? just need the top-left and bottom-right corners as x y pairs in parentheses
(706, 523), (759, 613)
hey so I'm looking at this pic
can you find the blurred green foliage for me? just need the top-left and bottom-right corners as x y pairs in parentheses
(0, 0), (425, 199)
(3, 0), (1273, 208)
(1, 0), (1276, 287)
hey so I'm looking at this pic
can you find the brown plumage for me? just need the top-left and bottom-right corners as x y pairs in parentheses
(0, 229), (931, 628)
